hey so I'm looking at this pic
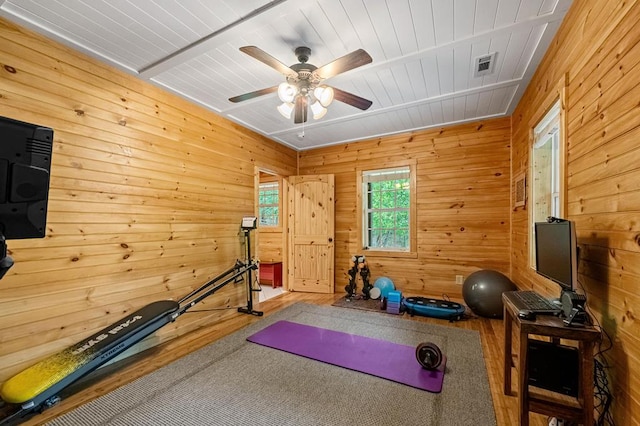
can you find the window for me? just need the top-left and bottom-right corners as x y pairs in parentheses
(530, 100), (563, 265)
(360, 165), (415, 253)
(258, 182), (279, 226)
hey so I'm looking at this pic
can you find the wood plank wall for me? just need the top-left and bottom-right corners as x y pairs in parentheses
(298, 117), (512, 298)
(4, 1), (638, 422)
(510, 1), (640, 423)
(257, 232), (284, 263)
(0, 18), (297, 385)
(257, 173), (284, 264)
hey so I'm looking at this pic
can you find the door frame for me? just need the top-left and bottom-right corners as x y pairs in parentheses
(254, 167), (289, 290)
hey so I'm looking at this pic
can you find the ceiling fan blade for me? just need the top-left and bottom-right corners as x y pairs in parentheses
(313, 49), (372, 80)
(239, 46), (298, 78)
(332, 87), (373, 110)
(294, 95), (308, 124)
(228, 86), (278, 103)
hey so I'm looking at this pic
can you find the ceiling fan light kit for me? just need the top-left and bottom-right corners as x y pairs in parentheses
(276, 82), (333, 120)
(310, 100), (327, 120)
(314, 86), (334, 107)
(277, 102), (295, 119)
(230, 45), (373, 124)
(277, 82), (297, 103)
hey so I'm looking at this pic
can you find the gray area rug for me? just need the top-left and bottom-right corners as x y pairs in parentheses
(331, 295), (403, 314)
(46, 303), (496, 425)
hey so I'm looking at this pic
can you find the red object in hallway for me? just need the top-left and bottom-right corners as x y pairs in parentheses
(259, 262), (282, 288)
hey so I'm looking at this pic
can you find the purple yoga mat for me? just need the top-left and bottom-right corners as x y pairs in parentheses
(247, 320), (446, 393)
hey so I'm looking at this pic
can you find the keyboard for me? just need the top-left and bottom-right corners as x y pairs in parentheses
(506, 291), (561, 314)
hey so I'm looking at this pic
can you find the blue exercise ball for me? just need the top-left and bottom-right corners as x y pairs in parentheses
(462, 270), (516, 318)
(374, 277), (396, 299)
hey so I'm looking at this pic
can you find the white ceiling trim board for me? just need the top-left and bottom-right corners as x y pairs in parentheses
(0, 0), (139, 75)
(138, 0), (303, 78)
(267, 78), (522, 138)
(286, 112), (510, 151)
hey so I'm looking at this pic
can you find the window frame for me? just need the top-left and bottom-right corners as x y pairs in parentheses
(528, 78), (567, 268)
(357, 160), (417, 259)
(258, 178), (282, 231)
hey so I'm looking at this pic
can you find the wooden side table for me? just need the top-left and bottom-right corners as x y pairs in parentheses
(502, 292), (600, 425)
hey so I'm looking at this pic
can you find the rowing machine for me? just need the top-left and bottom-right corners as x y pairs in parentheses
(0, 219), (260, 425)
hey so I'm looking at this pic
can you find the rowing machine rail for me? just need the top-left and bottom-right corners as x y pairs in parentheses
(0, 221), (260, 424)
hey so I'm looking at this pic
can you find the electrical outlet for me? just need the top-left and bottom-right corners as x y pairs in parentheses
(455, 275), (464, 285)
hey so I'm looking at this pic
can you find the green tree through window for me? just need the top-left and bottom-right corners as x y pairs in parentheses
(259, 182), (279, 226)
(363, 167), (410, 250)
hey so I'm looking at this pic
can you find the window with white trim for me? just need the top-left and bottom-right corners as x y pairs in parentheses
(531, 100), (562, 265)
(258, 182), (279, 226)
(362, 166), (411, 251)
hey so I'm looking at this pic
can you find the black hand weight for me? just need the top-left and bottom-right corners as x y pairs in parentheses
(415, 342), (443, 370)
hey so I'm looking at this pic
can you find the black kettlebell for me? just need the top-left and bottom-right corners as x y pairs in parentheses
(415, 342), (443, 370)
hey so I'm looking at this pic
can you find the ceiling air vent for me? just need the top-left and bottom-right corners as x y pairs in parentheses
(473, 52), (496, 78)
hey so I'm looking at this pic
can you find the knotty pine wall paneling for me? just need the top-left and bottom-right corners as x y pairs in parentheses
(0, 18), (297, 385)
(510, 1), (640, 422)
(257, 173), (284, 264)
(298, 117), (511, 299)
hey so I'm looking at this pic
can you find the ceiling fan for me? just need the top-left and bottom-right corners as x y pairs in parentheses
(229, 46), (373, 123)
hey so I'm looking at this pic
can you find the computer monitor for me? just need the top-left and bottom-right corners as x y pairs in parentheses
(534, 218), (578, 296)
(0, 116), (54, 279)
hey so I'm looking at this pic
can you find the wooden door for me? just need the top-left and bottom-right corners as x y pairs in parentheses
(287, 175), (335, 293)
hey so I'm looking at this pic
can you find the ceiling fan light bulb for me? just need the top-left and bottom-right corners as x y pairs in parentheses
(277, 102), (294, 119)
(278, 82), (297, 103)
(311, 101), (327, 119)
(314, 86), (334, 107)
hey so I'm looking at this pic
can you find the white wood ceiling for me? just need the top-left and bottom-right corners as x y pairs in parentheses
(0, 0), (572, 150)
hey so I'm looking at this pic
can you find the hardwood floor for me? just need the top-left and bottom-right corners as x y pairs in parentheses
(18, 292), (551, 426)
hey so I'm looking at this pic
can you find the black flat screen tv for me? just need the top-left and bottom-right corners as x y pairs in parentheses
(1, 116), (53, 279)
(534, 219), (578, 295)
(0, 116), (53, 239)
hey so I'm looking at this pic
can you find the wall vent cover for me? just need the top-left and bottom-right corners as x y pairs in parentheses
(473, 52), (497, 78)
